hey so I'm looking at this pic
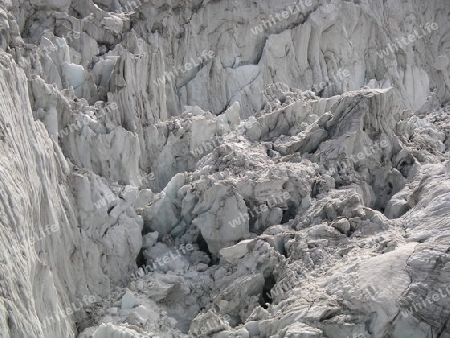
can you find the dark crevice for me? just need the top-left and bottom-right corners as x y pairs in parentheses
(278, 239), (289, 257)
(397, 158), (414, 178)
(106, 205), (114, 215)
(260, 274), (276, 308)
(281, 201), (297, 223)
(387, 181), (393, 195)
(135, 247), (146, 268)
(244, 200), (259, 233)
(196, 233), (215, 265)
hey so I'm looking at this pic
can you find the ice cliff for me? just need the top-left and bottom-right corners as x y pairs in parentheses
(0, 0), (449, 337)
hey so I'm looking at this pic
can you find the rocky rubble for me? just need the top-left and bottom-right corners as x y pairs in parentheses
(0, 0), (449, 337)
